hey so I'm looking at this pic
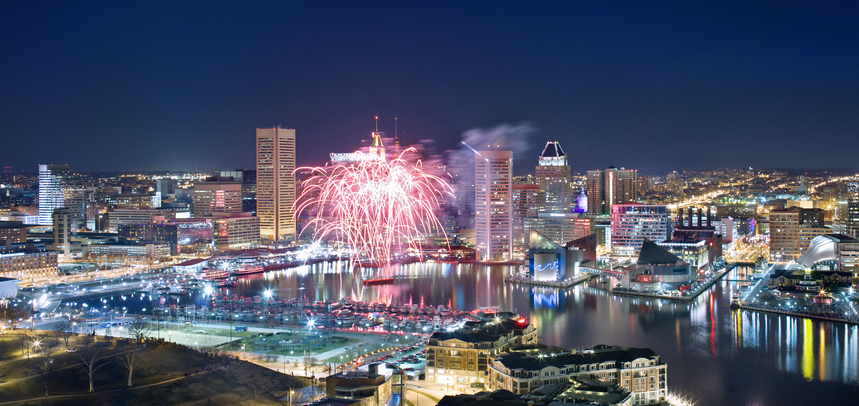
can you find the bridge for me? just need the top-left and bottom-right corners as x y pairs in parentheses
(579, 267), (622, 279)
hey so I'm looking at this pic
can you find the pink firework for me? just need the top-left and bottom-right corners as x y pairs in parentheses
(294, 148), (452, 269)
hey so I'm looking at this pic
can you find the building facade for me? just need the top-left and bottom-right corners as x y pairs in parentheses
(769, 207), (833, 261)
(587, 167), (638, 216)
(256, 127), (296, 242)
(535, 141), (571, 213)
(211, 212), (261, 251)
(475, 149), (513, 262)
(0, 242), (58, 282)
(193, 180), (242, 217)
(524, 213), (593, 247)
(610, 204), (671, 257)
(220, 169), (257, 214)
(488, 345), (667, 405)
(512, 184), (545, 250)
(38, 164), (86, 228)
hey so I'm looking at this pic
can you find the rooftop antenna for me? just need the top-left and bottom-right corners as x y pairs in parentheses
(375, 116), (379, 133)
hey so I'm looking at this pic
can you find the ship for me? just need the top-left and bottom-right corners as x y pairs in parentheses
(200, 269), (230, 280)
(234, 265), (265, 276)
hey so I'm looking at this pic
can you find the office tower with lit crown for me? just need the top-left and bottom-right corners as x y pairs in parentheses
(586, 166), (638, 215)
(536, 141), (571, 213)
(256, 127), (296, 242)
(38, 164), (86, 229)
(475, 149), (513, 261)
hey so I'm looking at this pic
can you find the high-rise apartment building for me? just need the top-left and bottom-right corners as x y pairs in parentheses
(38, 164), (85, 228)
(475, 149), (513, 262)
(587, 166), (638, 215)
(192, 179), (242, 217)
(769, 207), (833, 261)
(256, 127), (296, 242)
(535, 141), (571, 213)
(610, 203), (671, 256)
(52, 208), (72, 257)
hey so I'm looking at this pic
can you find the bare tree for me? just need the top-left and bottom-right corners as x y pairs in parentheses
(28, 339), (60, 396)
(116, 340), (148, 387)
(125, 317), (151, 343)
(18, 331), (37, 358)
(54, 319), (74, 348)
(77, 346), (113, 392)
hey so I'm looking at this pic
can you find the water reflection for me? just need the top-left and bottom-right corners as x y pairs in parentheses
(65, 261), (859, 404)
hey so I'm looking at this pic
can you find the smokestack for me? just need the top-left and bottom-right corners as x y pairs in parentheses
(678, 208), (683, 227)
(707, 207), (712, 227)
(697, 207), (702, 227)
(688, 207), (694, 229)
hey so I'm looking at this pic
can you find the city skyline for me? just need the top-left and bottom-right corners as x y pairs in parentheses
(2, 2), (859, 174)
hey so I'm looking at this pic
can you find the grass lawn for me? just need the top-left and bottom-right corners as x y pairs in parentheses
(0, 332), (309, 406)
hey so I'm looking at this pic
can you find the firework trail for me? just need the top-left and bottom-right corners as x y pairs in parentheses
(293, 148), (453, 275)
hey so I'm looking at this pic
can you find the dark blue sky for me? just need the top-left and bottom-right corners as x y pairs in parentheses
(2, 1), (858, 175)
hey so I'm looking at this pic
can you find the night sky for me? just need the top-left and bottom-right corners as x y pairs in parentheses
(2, 1), (858, 175)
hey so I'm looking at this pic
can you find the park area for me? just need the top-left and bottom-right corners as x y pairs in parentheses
(0, 329), (310, 406)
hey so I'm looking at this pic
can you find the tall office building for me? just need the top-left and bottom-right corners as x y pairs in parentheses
(192, 179), (242, 217)
(586, 166), (638, 215)
(52, 208), (72, 257)
(256, 127), (296, 242)
(156, 178), (176, 206)
(475, 149), (513, 262)
(38, 164), (86, 229)
(610, 203), (671, 257)
(535, 141), (571, 213)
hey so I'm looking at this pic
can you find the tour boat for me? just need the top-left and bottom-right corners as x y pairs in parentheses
(201, 269), (230, 280)
(234, 265), (265, 276)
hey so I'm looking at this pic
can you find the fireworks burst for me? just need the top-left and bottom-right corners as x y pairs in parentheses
(294, 148), (452, 270)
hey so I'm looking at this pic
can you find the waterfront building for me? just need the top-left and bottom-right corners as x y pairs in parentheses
(426, 314), (537, 389)
(256, 127), (296, 243)
(610, 204), (670, 257)
(620, 239), (693, 292)
(524, 213), (593, 247)
(0, 241), (58, 282)
(0, 221), (27, 244)
(528, 229), (584, 281)
(487, 344), (667, 404)
(220, 169), (257, 214)
(210, 212), (260, 251)
(797, 234), (859, 276)
(475, 149), (513, 261)
(439, 379), (633, 406)
(847, 200), (859, 239)
(587, 167), (638, 216)
(671, 207), (723, 266)
(535, 141), (571, 213)
(769, 207), (833, 261)
(193, 179), (242, 217)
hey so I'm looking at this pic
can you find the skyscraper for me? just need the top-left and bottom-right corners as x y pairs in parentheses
(38, 164), (85, 229)
(535, 141), (571, 213)
(256, 127), (296, 242)
(475, 149), (513, 262)
(586, 166), (638, 216)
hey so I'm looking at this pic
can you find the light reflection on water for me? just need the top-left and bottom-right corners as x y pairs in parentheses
(69, 262), (859, 405)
